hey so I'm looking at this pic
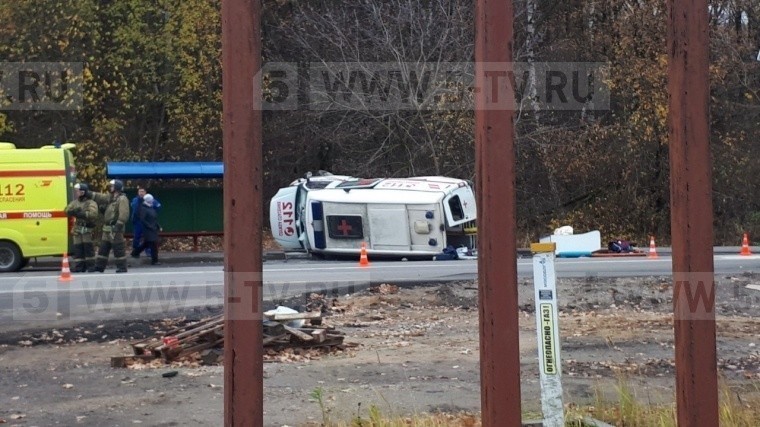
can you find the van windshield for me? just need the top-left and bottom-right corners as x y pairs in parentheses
(304, 181), (333, 190)
(447, 195), (464, 221)
(335, 178), (381, 188)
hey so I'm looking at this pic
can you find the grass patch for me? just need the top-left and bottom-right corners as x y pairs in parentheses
(308, 378), (760, 426)
(567, 376), (760, 427)
(330, 411), (481, 427)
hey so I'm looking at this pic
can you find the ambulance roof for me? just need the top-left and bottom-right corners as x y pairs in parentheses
(307, 187), (446, 205)
(324, 176), (469, 194)
(0, 142), (76, 151)
(0, 143), (75, 166)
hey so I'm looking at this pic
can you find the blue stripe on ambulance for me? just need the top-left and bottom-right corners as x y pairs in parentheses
(311, 201), (326, 249)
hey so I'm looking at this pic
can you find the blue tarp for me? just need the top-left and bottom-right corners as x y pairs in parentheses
(106, 162), (223, 179)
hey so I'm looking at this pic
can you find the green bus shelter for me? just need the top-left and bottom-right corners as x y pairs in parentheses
(107, 162), (224, 250)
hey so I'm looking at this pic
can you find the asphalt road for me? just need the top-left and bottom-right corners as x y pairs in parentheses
(0, 254), (758, 325)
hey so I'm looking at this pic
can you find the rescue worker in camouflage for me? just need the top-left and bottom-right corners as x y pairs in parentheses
(91, 179), (130, 273)
(63, 183), (99, 272)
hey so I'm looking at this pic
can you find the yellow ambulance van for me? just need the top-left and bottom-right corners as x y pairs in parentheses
(0, 142), (76, 272)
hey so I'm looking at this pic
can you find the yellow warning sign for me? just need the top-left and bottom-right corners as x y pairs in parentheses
(541, 303), (557, 375)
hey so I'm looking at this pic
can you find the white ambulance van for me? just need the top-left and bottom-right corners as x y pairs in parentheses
(269, 173), (477, 257)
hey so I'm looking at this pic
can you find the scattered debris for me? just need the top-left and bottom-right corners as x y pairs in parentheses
(112, 310), (352, 368)
(370, 283), (399, 295)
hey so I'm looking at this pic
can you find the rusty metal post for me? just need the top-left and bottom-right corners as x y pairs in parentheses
(667, 0), (719, 425)
(222, 0), (263, 426)
(475, 0), (521, 425)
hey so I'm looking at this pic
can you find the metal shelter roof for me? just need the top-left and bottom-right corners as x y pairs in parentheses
(106, 162), (223, 179)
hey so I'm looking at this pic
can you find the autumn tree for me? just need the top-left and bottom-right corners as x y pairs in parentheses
(1, 0), (758, 243)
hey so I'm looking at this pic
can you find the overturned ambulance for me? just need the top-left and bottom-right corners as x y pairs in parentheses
(269, 173), (477, 257)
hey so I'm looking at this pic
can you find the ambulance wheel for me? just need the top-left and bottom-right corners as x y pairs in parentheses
(0, 241), (23, 272)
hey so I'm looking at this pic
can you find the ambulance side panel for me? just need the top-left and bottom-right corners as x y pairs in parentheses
(367, 204), (410, 251)
(310, 201), (445, 255)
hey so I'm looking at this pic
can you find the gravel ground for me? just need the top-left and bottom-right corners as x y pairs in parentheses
(1, 274), (759, 426)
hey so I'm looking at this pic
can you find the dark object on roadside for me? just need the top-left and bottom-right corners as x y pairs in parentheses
(162, 371), (178, 378)
(433, 245), (459, 260)
(608, 240), (635, 253)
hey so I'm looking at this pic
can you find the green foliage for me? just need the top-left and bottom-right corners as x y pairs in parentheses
(0, 0), (221, 180)
(0, 113), (12, 135)
(351, 403), (382, 427)
(310, 386), (331, 426)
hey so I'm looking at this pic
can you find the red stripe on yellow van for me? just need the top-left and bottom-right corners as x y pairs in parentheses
(0, 211), (67, 220)
(0, 170), (66, 177)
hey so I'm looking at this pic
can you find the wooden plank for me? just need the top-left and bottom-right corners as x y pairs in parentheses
(173, 318), (225, 340)
(311, 329), (327, 343)
(263, 334), (288, 345)
(265, 311), (322, 322)
(131, 343), (150, 355)
(199, 326), (224, 342)
(282, 325), (314, 342)
(176, 338), (224, 360)
(154, 323), (224, 353)
(177, 327), (221, 345)
(153, 315), (223, 342)
(263, 321), (285, 336)
(152, 316), (224, 354)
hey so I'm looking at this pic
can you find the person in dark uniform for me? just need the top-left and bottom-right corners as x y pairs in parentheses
(63, 183), (98, 272)
(91, 179), (130, 273)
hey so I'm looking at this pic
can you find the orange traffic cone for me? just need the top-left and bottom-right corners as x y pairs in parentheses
(58, 253), (73, 282)
(648, 236), (658, 259)
(359, 242), (370, 267)
(740, 233), (752, 256)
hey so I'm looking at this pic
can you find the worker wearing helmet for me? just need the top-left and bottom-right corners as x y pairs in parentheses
(63, 183), (99, 272)
(91, 179), (130, 273)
